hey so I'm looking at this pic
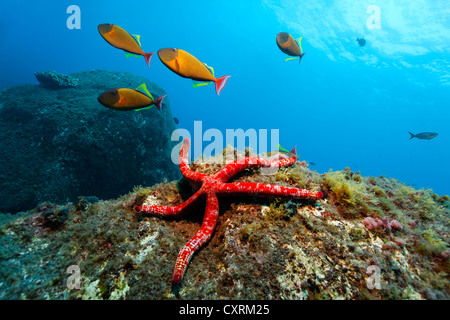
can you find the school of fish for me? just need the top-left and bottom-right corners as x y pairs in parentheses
(96, 24), (438, 141)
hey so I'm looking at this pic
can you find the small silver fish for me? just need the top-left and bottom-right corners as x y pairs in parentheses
(408, 132), (438, 140)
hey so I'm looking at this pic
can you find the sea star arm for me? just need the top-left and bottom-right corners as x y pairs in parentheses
(136, 188), (205, 217)
(179, 138), (208, 183)
(172, 192), (219, 287)
(213, 155), (297, 182)
(218, 182), (323, 200)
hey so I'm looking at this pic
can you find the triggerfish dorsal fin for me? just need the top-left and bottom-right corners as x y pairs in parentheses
(133, 83), (155, 112)
(135, 83), (154, 100)
(132, 34), (142, 47)
(125, 35), (143, 58)
(204, 63), (215, 76)
(126, 35), (154, 67)
(297, 37), (303, 53)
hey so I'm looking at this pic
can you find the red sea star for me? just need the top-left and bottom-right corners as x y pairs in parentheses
(135, 138), (323, 291)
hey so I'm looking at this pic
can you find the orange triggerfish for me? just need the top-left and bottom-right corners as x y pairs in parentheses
(157, 48), (231, 96)
(98, 23), (154, 67)
(276, 32), (305, 63)
(97, 83), (166, 111)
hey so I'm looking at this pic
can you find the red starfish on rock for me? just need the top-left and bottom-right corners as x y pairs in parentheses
(135, 138), (323, 292)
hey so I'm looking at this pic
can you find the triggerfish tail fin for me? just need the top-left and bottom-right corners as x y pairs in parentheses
(135, 83), (154, 100)
(299, 52), (306, 63)
(214, 75), (231, 96)
(279, 144), (298, 158)
(154, 95), (167, 111)
(144, 52), (154, 67)
(124, 50), (154, 67)
(408, 132), (416, 139)
(290, 145), (298, 157)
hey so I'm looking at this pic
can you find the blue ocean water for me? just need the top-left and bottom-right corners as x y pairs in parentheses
(1, 0), (449, 195)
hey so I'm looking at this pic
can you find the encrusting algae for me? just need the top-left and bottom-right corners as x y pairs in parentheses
(0, 147), (448, 299)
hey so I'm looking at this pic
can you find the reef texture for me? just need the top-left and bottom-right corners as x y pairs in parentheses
(34, 71), (80, 89)
(0, 146), (448, 300)
(0, 70), (180, 213)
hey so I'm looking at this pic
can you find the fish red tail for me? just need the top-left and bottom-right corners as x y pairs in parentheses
(214, 75), (231, 96)
(144, 52), (154, 67)
(155, 95), (167, 111)
(290, 145), (298, 157)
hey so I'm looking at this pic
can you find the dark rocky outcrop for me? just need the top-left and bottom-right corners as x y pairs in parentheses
(34, 71), (80, 89)
(0, 70), (180, 213)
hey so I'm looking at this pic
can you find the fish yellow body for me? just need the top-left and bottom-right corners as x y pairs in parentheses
(98, 24), (154, 66)
(276, 32), (305, 62)
(98, 85), (166, 111)
(158, 48), (231, 95)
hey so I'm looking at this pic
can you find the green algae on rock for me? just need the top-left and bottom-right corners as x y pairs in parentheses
(0, 150), (448, 299)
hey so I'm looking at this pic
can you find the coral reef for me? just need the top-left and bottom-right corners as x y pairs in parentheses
(0, 148), (448, 300)
(34, 71), (79, 89)
(0, 70), (180, 213)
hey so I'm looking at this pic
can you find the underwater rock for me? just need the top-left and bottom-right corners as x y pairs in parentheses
(34, 71), (79, 89)
(0, 70), (180, 213)
(0, 148), (448, 300)
(41, 203), (70, 229)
